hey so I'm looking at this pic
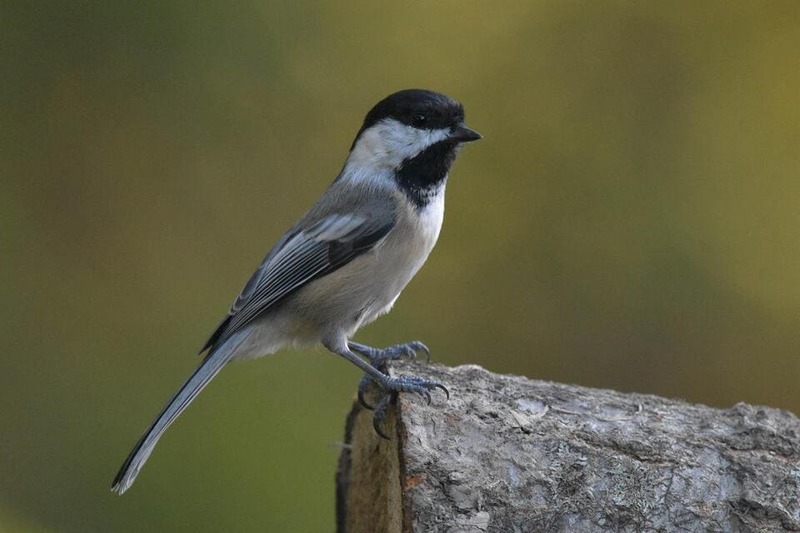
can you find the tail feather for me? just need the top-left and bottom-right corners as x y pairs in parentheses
(111, 347), (232, 494)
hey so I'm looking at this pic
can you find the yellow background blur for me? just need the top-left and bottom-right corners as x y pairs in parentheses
(3, 2), (800, 531)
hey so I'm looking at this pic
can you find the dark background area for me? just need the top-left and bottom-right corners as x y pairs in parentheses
(3, 2), (800, 531)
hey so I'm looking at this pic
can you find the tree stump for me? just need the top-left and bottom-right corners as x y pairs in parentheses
(336, 363), (800, 532)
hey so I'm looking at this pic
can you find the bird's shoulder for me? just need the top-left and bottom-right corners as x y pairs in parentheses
(297, 177), (401, 231)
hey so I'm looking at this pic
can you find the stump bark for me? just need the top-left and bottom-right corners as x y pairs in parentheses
(336, 362), (800, 532)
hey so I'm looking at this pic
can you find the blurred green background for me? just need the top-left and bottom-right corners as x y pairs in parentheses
(3, 1), (800, 531)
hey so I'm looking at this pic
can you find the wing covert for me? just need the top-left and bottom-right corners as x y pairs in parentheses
(200, 211), (395, 353)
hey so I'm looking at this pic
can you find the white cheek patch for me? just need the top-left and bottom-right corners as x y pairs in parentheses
(346, 119), (451, 173)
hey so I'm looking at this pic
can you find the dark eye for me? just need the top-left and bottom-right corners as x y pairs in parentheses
(411, 113), (428, 127)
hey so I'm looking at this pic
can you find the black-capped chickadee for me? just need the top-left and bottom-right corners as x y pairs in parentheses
(111, 89), (481, 494)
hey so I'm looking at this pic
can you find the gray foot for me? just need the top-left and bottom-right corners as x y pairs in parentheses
(348, 341), (448, 438)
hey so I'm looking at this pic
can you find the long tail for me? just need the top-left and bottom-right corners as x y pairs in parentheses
(111, 346), (233, 494)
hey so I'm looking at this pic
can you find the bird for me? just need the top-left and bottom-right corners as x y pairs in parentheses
(111, 88), (481, 494)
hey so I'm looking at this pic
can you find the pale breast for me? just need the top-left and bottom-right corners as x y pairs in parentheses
(361, 186), (445, 320)
(285, 185), (446, 340)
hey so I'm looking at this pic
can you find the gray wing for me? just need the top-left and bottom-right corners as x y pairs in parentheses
(111, 205), (396, 494)
(200, 211), (395, 353)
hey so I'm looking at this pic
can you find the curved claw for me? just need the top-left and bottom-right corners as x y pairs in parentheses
(434, 383), (450, 400)
(372, 394), (394, 439)
(408, 341), (430, 363)
(357, 375), (375, 410)
(419, 342), (432, 363)
(419, 390), (432, 405)
(358, 390), (374, 410)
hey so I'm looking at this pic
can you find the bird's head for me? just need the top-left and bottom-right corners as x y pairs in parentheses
(346, 89), (481, 173)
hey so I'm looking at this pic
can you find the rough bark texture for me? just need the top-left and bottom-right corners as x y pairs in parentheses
(336, 362), (800, 533)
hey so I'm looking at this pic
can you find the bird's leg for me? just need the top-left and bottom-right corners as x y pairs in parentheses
(326, 340), (448, 439)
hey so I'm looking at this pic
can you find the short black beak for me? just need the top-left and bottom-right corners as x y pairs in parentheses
(450, 125), (482, 143)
